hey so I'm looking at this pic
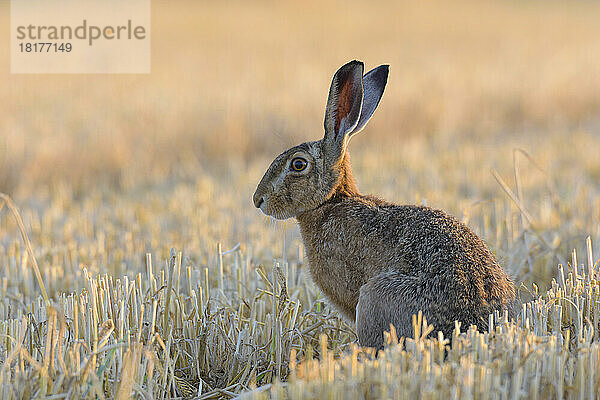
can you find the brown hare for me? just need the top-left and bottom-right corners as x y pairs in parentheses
(253, 60), (515, 348)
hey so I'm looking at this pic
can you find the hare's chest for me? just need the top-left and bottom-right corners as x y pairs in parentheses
(297, 209), (376, 319)
(303, 244), (366, 321)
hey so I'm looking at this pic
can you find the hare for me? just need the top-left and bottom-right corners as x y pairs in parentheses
(253, 60), (515, 348)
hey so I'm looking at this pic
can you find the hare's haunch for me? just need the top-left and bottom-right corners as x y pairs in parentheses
(253, 60), (515, 348)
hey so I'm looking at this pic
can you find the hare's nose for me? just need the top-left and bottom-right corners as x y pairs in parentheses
(253, 193), (265, 208)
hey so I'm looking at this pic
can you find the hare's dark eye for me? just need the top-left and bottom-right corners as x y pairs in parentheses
(290, 157), (308, 172)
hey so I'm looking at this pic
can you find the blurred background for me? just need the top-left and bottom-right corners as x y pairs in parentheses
(1, 0), (600, 294)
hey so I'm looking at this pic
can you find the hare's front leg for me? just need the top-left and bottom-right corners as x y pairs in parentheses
(355, 271), (447, 348)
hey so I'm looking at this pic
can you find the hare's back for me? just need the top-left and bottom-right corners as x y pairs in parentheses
(373, 202), (514, 304)
(379, 203), (498, 272)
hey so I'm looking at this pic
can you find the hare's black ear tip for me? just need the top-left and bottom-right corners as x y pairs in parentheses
(369, 65), (389, 86)
(378, 65), (390, 78)
(342, 60), (364, 70)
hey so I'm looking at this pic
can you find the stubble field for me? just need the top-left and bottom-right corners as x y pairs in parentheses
(1, 1), (600, 398)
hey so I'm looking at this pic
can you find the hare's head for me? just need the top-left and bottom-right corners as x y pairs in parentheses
(253, 60), (388, 219)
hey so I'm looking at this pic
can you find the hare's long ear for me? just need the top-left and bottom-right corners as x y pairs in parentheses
(323, 60), (364, 160)
(349, 65), (389, 136)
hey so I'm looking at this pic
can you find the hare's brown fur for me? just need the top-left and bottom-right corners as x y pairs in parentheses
(254, 61), (515, 347)
(296, 152), (515, 344)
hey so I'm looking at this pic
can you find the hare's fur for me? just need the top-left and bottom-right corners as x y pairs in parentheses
(296, 152), (514, 346)
(254, 61), (515, 347)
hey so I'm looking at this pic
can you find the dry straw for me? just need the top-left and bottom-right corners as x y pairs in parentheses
(0, 193), (351, 398)
(247, 239), (600, 399)
(1, 191), (600, 399)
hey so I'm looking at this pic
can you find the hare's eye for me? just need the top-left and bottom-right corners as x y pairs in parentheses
(290, 157), (308, 172)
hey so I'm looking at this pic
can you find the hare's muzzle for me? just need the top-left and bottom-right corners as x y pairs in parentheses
(253, 192), (265, 209)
